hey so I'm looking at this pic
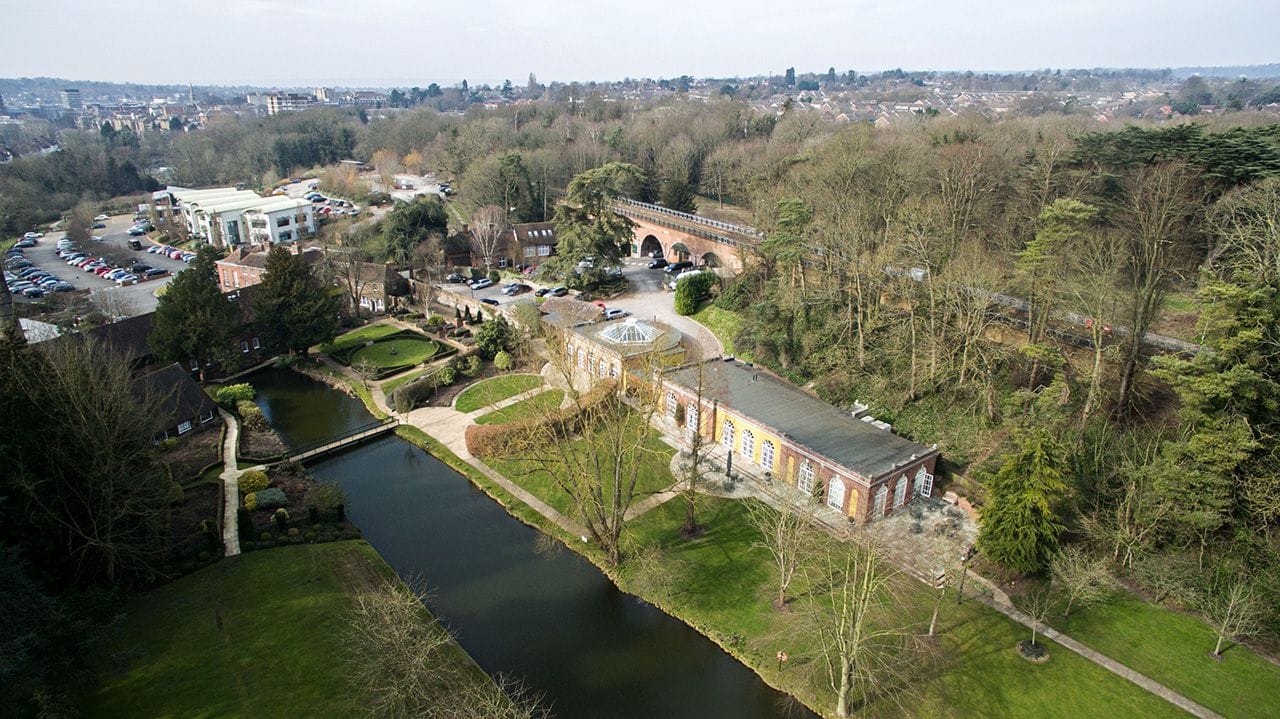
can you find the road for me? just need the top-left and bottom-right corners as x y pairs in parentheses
(15, 214), (186, 316)
(434, 258), (724, 361)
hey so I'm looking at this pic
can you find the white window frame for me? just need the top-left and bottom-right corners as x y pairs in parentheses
(666, 392), (678, 419)
(687, 404), (699, 437)
(893, 477), (907, 508)
(761, 440), (775, 471)
(874, 484), (888, 517)
(189, 359), (199, 371)
(722, 419), (735, 450)
(241, 340), (249, 353)
(741, 429), (755, 460)
(177, 420), (193, 435)
(610, 363), (619, 378)
(201, 409), (215, 423)
(827, 476), (845, 510)
(798, 461), (815, 496)
(252, 337), (261, 350)
(914, 467), (934, 498)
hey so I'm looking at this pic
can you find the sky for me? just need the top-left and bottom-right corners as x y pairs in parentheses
(1, 0), (1277, 87)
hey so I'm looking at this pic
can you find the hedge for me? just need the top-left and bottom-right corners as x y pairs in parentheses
(239, 470), (270, 494)
(674, 271), (715, 315)
(244, 487), (287, 511)
(216, 383), (255, 406)
(464, 380), (617, 458)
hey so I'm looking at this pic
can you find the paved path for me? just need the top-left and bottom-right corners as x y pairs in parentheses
(217, 408), (242, 557)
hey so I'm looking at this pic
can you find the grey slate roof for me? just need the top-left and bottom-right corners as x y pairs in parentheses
(666, 359), (934, 480)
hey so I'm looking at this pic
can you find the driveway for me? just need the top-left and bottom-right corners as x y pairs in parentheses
(604, 258), (724, 361)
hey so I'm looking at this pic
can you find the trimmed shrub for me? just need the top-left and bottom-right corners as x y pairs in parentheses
(674, 271), (715, 315)
(239, 470), (270, 494)
(236, 400), (267, 431)
(493, 350), (514, 371)
(273, 508), (290, 531)
(287, 527), (300, 537)
(487, 269), (501, 284)
(459, 354), (481, 378)
(216, 383), (255, 406)
(244, 487), (286, 511)
(260, 531), (273, 542)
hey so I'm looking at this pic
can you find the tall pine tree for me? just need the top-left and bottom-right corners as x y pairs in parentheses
(149, 245), (241, 381)
(978, 428), (1070, 574)
(251, 246), (340, 354)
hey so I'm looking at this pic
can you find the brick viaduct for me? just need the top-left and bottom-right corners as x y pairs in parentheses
(614, 199), (762, 273)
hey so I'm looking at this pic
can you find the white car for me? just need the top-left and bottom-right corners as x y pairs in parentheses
(604, 308), (630, 320)
(94, 214), (109, 221)
(469, 278), (493, 290)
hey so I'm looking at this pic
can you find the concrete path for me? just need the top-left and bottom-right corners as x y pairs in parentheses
(217, 408), (242, 557)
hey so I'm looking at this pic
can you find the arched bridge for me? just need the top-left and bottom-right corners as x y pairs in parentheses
(614, 199), (762, 273)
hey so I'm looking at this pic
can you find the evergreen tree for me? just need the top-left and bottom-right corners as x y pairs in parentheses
(660, 178), (698, 214)
(149, 245), (241, 381)
(978, 428), (1070, 573)
(552, 162), (644, 271)
(251, 246), (340, 354)
(381, 196), (448, 264)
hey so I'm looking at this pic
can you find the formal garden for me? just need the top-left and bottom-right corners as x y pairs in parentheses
(322, 323), (454, 379)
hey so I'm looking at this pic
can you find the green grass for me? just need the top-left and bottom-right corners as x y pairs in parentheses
(317, 323), (401, 353)
(454, 373), (543, 413)
(1162, 291), (1198, 314)
(622, 496), (1185, 719)
(381, 366), (435, 395)
(474, 389), (565, 425)
(348, 337), (439, 369)
(691, 304), (752, 361)
(80, 541), (483, 719)
(1048, 591), (1280, 718)
(487, 416), (676, 518)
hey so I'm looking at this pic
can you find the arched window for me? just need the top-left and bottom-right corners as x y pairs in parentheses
(666, 392), (678, 418)
(722, 419), (735, 450)
(893, 477), (907, 508)
(826, 477), (845, 510)
(687, 404), (699, 437)
(798, 461), (815, 495)
(874, 484), (888, 517)
(610, 363), (619, 378)
(576, 348), (585, 369)
(761, 440), (775, 471)
(914, 466), (934, 498)
(589, 355), (597, 376)
(741, 429), (755, 459)
(599, 357), (609, 377)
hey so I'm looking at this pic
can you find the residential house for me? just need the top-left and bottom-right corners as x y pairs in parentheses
(133, 363), (220, 440)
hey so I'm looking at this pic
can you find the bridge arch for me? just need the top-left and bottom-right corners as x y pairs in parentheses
(671, 242), (691, 261)
(640, 235), (663, 259)
(701, 251), (722, 268)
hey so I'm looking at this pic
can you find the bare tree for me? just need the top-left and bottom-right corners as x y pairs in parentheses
(679, 363), (710, 537)
(744, 485), (817, 609)
(1050, 545), (1113, 618)
(344, 578), (545, 718)
(352, 360), (378, 389)
(1019, 586), (1057, 650)
(807, 538), (921, 718)
(502, 338), (664, 567)
(91, 289), (139, 321)
(1202, 580), (1263, 657)
(470, 205), (510, 271)
(65, 202), (94, 243)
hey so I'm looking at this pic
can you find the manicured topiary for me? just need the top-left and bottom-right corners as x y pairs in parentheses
(240, 470), (269, 494)
(236, 400), (267, 431)
(244, 487), (286, 511)
(493, 350), (514, 371)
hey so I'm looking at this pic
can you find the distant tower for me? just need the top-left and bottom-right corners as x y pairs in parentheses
(188, 82), (195, 106)
(0, 93), (7, 115)
(60, 88), (82, 112)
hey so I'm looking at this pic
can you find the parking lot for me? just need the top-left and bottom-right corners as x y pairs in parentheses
(9, 214), (188, 315)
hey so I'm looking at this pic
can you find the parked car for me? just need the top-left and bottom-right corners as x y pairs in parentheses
(6, 259), (32, 270)
(500, 282), (530, 296)
(13, 239), (36, 249)
(115, 274), (139, 285)
(91, 223), (106, 230)
(95, 266), (115, 277)
(469, 278), (493, 290)
(550, 286), (569, 297)
(22, 232), (39, 240)
(446, 272), (466, 283)
(144, 268), (169, 278)
(52, 282), (74, 292)
(480, 297), (500, 306)
(128, 227), (146, 236)
(534, 287), (551, 297)
(648, 258), (668, 269)
(664, 261), (694, 274)
(94, 214), (109, 221)
(604, 308), (630, 320)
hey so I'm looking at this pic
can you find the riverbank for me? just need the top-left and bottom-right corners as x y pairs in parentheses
(79, 541), (492, 718)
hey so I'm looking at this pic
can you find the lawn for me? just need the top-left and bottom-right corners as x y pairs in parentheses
(454, 373), (543, 413)
(691, 303), (752, 360)
(487, 415), (676, 518)
(381, 366), (434, 395)
(80, 541), (483, 718)
(317, 323), (401, 353)
(348, 336), (439, 369)
(1049, 591), (1280, 718)
(621, 496), (1186, 719)
(474, 389), (565, 425)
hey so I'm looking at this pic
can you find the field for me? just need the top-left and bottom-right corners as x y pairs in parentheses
(81, 541), (482, 718)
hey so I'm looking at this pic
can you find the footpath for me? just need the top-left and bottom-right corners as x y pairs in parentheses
(216, 408), (242, 557)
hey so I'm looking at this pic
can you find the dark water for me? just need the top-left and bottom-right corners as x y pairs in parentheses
(250, 366), (812, 719)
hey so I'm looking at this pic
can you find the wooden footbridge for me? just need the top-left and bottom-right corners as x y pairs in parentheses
(274, 417), (401, 465)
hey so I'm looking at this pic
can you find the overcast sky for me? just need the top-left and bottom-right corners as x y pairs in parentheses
(2, 0), (1277, 87)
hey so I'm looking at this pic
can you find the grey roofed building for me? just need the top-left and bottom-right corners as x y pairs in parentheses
(664, 358), (934, 481)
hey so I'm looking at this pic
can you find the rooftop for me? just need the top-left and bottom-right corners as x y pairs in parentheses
(572, 316), (682, 358)
(665, 359), (935, 480)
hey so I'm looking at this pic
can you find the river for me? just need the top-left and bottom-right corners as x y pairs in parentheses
(251, 366), (812, 719)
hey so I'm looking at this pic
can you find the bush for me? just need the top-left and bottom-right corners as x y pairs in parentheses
(239, 470), (270, 494)
(215, 383), (255, 406)
(493, 350), (514, 371)
(273, 508), (290, 531)
(474, 315), (514, 359)
(458, 354), (481, 378)
(287, 527), (300, 537)
(260, 531), (274, 542)
(236, 399), (267, 431)
(244, 487), (287, 511)
(166, 481), (184, 504)
(487, 269), (501, 284)
(674, 272), (715, 315)
(423, 314), (446, 330)
(311, 481), (349, 515)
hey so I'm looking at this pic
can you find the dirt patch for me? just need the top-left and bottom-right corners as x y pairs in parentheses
(160, 429), (221, 483)
(169, 482), (222, 558)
